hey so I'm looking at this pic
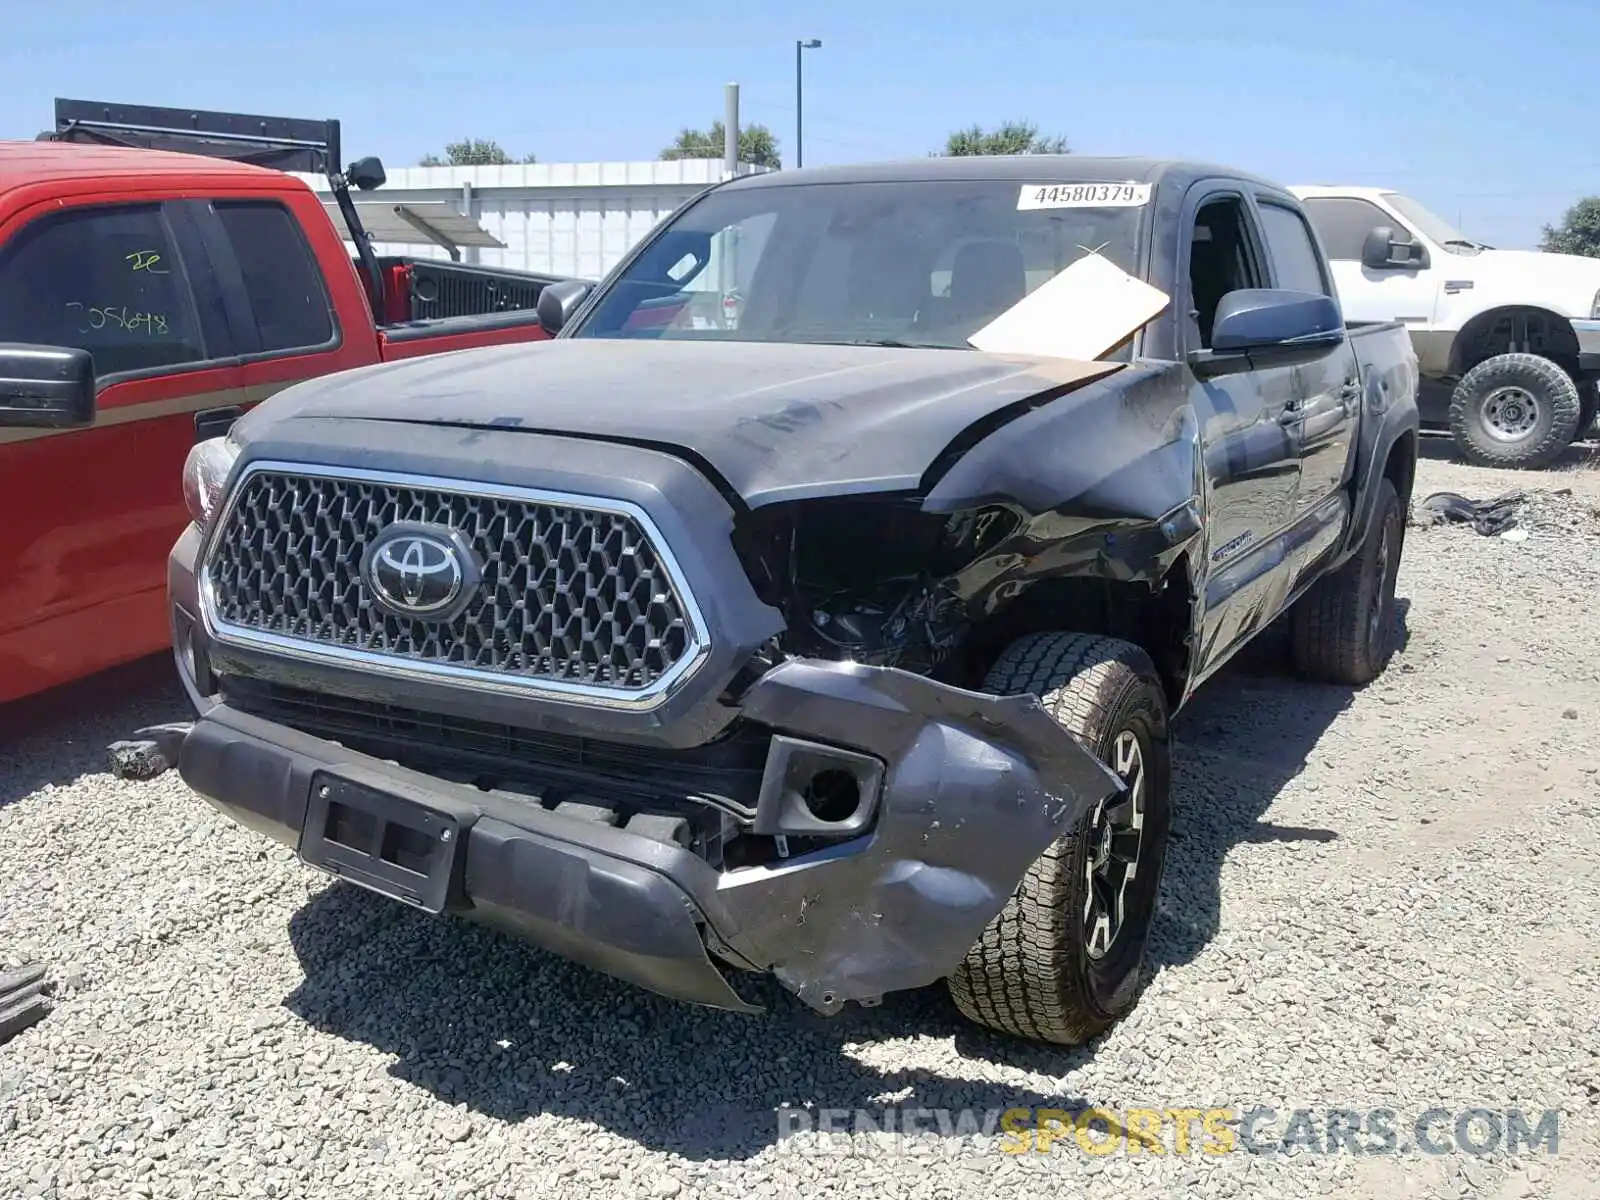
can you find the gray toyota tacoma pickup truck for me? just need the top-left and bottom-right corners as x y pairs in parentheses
(137, 155), (1420, 1045)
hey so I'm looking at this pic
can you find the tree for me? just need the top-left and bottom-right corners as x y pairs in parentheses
(418, 138), (537, 166)
(936, 120), (1069, 157)
(1540, 197), (1600, 258)
(659, 121), (781, 168)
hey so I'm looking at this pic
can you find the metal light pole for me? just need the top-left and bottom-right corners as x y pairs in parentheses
(724, 81), (740, 177)
(795, 38), (821, 169)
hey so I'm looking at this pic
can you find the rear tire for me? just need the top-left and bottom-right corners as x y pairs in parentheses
(1447, 353), (1580, 468)
(1289, 476), (1404, 686)
(947, 632), (1171, 1045)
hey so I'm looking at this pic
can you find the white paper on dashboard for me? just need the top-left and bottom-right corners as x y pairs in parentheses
(966, 250), (1171, 361)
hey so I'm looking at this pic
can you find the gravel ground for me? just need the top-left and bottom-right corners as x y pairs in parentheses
(4, 436), (1600, 1200)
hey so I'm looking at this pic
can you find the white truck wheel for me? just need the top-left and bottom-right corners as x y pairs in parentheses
(1447, 353), (1581, 468)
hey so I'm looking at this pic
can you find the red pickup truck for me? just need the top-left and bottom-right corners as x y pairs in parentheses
(0, 100), (570, 706)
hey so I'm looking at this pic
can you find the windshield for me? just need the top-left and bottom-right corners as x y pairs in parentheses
(1380, 192), (1491, 252)
(568, 179), (1149, 349)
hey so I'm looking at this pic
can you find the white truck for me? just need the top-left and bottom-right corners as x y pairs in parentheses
(1291, 184), (1600, 468)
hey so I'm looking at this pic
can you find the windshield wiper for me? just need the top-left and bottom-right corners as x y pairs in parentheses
(1443, 238), (1490, 250)
(808, 337), (965, 350)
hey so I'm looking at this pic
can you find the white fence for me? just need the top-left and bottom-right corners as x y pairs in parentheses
(295, 160), (773, 281)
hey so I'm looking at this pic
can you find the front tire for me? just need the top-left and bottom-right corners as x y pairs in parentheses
(947, 632), (1171, 1045)
(1447, 353), (1581, 468)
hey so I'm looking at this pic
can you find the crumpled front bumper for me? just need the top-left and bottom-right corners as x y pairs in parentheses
(170, 610), (1123, 1015)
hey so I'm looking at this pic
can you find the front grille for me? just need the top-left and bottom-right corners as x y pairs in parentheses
(202, 464), (705, 700)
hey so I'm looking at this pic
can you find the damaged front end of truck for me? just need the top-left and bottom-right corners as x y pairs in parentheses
(121, 334), (1208, 1017)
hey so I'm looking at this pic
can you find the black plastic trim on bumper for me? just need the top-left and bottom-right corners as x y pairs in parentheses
(466, 817), (750, 1011)
(177, 705), (759, 1013)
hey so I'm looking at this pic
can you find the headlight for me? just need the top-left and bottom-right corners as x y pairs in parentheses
(182, 434), (241, 528)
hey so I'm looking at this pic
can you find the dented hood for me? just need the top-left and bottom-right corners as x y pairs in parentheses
(240, 338), (1123, 508)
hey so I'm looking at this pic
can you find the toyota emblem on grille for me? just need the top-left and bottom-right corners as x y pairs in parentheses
(361, 523), (482, 620)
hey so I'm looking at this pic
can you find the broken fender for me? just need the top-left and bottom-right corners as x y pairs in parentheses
(706, 658), (1125, 1013)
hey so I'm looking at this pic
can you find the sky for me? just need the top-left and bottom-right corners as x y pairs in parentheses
(4, 0), (1598, 249)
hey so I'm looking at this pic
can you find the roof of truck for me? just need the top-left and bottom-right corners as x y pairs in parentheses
(0, 140), (291, 193)
(720, 154), (1289, 193)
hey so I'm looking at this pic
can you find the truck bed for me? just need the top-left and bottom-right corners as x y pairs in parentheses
(1347, 318), (1416, 370)
(368, 257), (582, 325)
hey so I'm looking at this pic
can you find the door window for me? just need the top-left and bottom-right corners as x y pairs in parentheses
(211, 201), (336, 353)
(1188, 196), (1267, 349)
(1257, 202), (1333, 296)
(0, 204), (207, 377)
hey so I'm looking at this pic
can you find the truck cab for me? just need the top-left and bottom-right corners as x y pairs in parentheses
(1291, 183), (1600, 467)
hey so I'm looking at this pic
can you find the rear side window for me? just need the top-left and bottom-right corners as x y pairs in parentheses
(212, 201), (335, 353)
(1258, 202), (1332, 296)
(1299, 196), (1392, 261)
(0, 204), (206, 377)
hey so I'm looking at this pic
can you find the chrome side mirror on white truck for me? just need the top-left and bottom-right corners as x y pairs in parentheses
(1360, 225), (1429, 272)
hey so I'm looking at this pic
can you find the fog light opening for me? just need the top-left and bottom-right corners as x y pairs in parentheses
(802, 769), (862, 824)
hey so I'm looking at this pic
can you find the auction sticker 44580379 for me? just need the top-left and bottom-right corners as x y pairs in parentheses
(1017, 182), (1153, 210)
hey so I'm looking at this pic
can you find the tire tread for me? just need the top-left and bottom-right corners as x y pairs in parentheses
(947, 631), (1166, 1045)
(1447, 353), (1580, 468)
(1290, 477), (1401, 686)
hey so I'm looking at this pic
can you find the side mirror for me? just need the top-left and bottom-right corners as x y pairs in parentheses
(1361, 225), (1427, 271)
(347, 156), (387, 192)
(1189, 289), (1344, 378)
(536, 279), (594, 335)
(0, 344), (96, 429)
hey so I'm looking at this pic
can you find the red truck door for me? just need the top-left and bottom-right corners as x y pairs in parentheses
(0, 188), (378, 704)
(0, 197), (250, 702)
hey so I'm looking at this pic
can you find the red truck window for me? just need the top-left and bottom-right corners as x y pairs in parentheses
(211, 200), (336, 354)
(0, 204), (207, 376)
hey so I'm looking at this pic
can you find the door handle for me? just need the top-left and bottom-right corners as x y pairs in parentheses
(1280, 406), (1302, 425)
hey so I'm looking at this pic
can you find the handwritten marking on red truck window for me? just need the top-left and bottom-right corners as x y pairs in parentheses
(125, 250), (169, 274)
(64, 301), (171, 335)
